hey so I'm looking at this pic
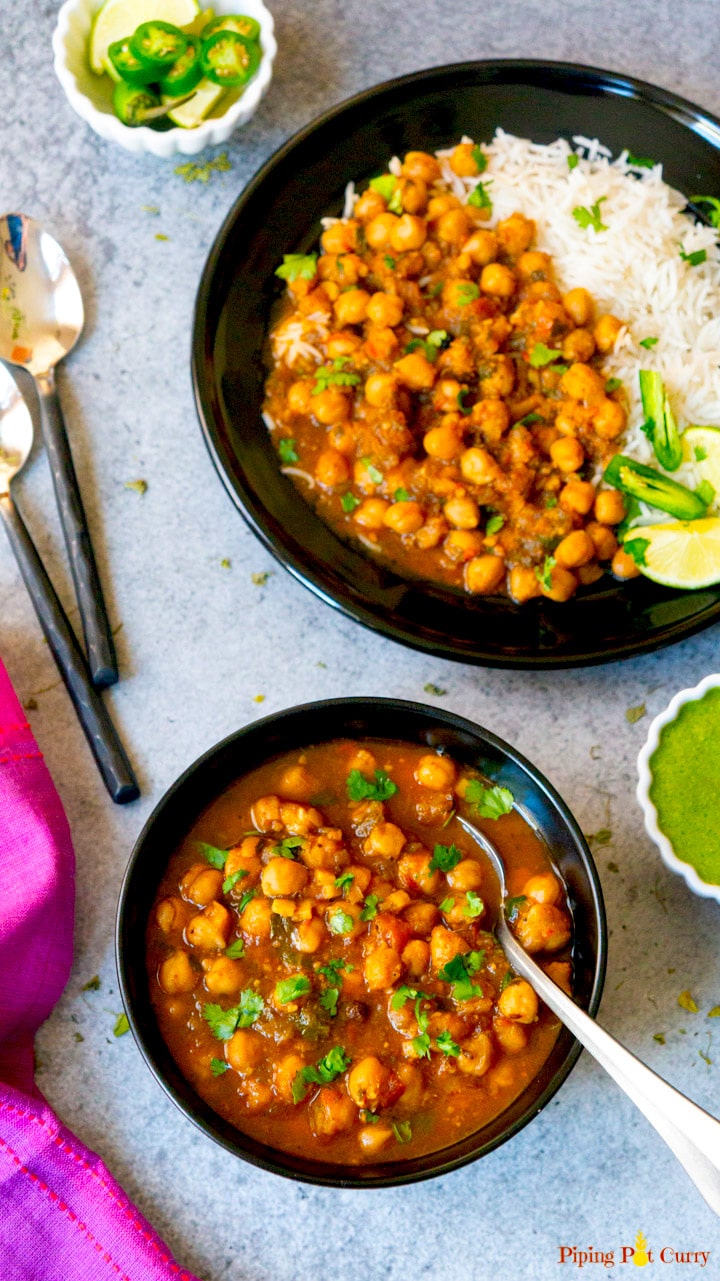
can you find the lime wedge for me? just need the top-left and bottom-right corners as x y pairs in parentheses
(683, 426), (720, 498)
(625, 517), (720, 589)
(166, 77), (224, 126)
(89, 0), (199, 74)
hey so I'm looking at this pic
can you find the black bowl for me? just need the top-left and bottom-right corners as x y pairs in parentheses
(192, 59), (720, 669)
(116, 697), (607, 1187)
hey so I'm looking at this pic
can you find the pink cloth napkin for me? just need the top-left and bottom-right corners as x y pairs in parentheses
(0, 657), (202, 1281)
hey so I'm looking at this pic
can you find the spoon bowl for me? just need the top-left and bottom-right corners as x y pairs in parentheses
(0, 364), (33, 492)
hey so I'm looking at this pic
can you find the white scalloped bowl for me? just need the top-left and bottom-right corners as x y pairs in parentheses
(52, 0), (276, 156)
(637, 673), (720, 903)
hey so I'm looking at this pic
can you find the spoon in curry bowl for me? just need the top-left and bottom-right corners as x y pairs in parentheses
(0, 363), (138, 803)
(0, 212), (117, 688)
(456, 812), (720, 1216)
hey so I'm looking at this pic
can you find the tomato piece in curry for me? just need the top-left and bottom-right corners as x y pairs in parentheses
(147, 740), (573, 1164)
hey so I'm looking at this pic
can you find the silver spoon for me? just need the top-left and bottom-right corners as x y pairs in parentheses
(456, 811), (720, 1216)
(0, 213), (117, 688)
(0, 363), (138, 803)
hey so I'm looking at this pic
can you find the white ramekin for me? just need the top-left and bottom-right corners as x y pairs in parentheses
(52, 0), (276, 157)
(637, 672), (720, 903)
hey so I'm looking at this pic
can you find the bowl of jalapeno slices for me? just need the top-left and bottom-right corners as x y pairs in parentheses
(53, 0), (277, 156)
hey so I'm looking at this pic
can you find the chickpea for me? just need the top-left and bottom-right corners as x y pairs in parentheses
(401, 938), (430, 978)
(449, 142), (482, 176)
(415, 753), (456, 791)
(416, 515), (449, 548)
(287, 379), (313, 414)
(398, 851), (442, 896)
(333, 289), (370, 327)
(562, 329), (595, 363)
(275, 1053), (307, 1103)
(326, 330), (362, 359)
(587, 521), (618, 562)
(278, 763), (316, 801)
(514, 902), (572, 953)
(461, 229), (498, 266)
(460, 446), (501, 486)
(384, 501), (424, 534)
(364, 372), (398, 407)
(328, 423), (356, 454)
(465, 554), (505, 594)
(393, 350), (437, 391)
(156, 896), (190, 933)
(560, 362), (605, 403)
(401, 151), (441, 183)
(358, 1124), (394, 1154)
(309, 1087), (356, 1138)
(185, 901), (232, 951)
(366, 291), (404, 328)
(471, 398), (510, 444)
(524, 872), (562, 905)
(404, 901), (440, 935)
(321, 220), (358, 255)
(240, 895), (273, 939)
(364, 947), (403, 991)
(427, 193), (461, 220)
(593, 397), (626, 440)
(444, 530), (485, 562)
(180, 863), (223, 907)
(436, 208), (471, 245)
(611, 546), (641, 580)
(594, 313), (623, 352)
(480, 262), (516, 298)
(315, 448), (350, 487)
(478, 353), (515, 399)
(555, 529), (596, 569)
(292, 917), (326, 953)
(457, 1030), (493, 1076)
(364, 822), (406, 858)
(226, 1028), (264, 1075)
(382, 890), (412, 914)
(509, 564), (542, 603)
(261, 857), (309, 898)
(562, 287), (593, 327)
(442, 278), (478, 312)
(351, 498), (389, 531)
(446, 859), (483, 892)
(280, 801), (323, 834)
(497, 978), (538, 1023)
(204, 955), (244, 996)
(560, 479), (596, 516)
(365, 212), (399, 250)
(354, 187), (387, 221)
(595, 490), (626, 525)
(158, 949), (196, 994)
(365, 325), (399, 362)
(312, 387), (351, 426)
(432, 378), (463, 413)
(578, 563), (604, 586)
(444, 494), (481, 530)
(493, 1014), (529, 1053)
(496, 212), (535, 256)
(517, 250), (551, 278)
(430, 924), (469, 972)
(398, 176), (428, 214)
(390, 215), (427, 253)
(540, 564), (578, 603)
(550, 437), (585, 473)
(423, 420), (463, 460)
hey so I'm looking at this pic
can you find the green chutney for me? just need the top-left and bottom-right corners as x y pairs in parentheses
(649, 686), (720, 886)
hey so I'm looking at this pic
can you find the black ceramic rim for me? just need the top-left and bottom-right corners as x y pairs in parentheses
(192, 58), (720, 669)
(116, 697), (607, 1188)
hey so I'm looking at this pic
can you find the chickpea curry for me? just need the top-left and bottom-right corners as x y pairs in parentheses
(263, 142), (641, 602)
(147, 739), (574, 1164)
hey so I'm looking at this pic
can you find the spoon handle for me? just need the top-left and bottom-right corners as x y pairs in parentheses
(0, 492), (139, 804)
(35, 370), (118, 689)
(502, 929), (720, 1215)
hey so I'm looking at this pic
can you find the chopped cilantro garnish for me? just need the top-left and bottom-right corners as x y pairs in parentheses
(292, 1046), (351, 1102)
(464, 779), (514, 819)
(362, 1110), (381, 1124)
(113, 1013), (129, 1037)
(429, 842), (463, 873)
(544, 493), (558, 509)
(572, 198), (608, 232)
(464, 890), (484, 918)
(486, 513), (505, 536)
(505, 895), (527, 922)
(412, 998), (432, 1059)
(238, 888), (257, 915)
(424, 280), (444, 298)
(390, 985), (429, 1010)
(328, 907), (355, 935)
(335, 870), (355, 892)
(517, 412), (544, 427)
(197, 841), (227, 869)
(317, 958), (352, 983)
(623, 537), (649, 567)
(225, 938), (245, 959)
(361, 458), (383, 485)
(424, 682), (447, 696)
(438, 950), (485, 1001)
(439, 897), (454, 912)
(626, 153), (655, 169)
(204, 991), (264, 1040)
(341, 491), (361, 513)
(210, 1057), (229, 1076)
(467, 180), (492, 212)
(273, 835), (304, 858)
(455, 282), (480, 305)
(436, 1029), (461, 1057)
(678, 990), (699, 1014)
(393, 487), (411, 502)
(369, 174), (403, 213)
(82, 975), (100, 991)
(695, 445), (709, 462)
(692, 194), (720, 228)
(499, 971), (515, 992)
(653, 1032), (666, 1045)
(175, 153), (231, 184)
(535, 554), (556, 590)
(679, 245), (707, 267)
(222, 868), (248, 894)
(312, 357), (361, 396)
(392, 1120), (413, 1144)
(360, 894), (380, 922)
(275, 976), (312, 1004)
(529, 341), (563, 367)
(639, 336), (658, 349)
(346, 767), (398, 801)
(605, 377), (622, 393)
(384, 255), (396, 269)
(471, 144), (487, 173)
(404, 329), (449, 362)
(567, 153), (579, 171)
(275, 252), (317, 282)
(319, 987), (339, 1016)
(278, 437), (299, 464)
(457, 389), (472, 415)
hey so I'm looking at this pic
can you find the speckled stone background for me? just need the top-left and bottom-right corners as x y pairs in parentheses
(3, 0), (720, 1276)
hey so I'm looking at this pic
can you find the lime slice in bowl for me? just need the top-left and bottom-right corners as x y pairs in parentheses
(89, 0), (200, 74)
(624, 517), (720, 589)
(683, 425), (720, 496)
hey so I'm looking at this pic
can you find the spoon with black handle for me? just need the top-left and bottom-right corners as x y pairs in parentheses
(0, 363), (138, 803)
(456, 811), (720, 1215)
(0, 212), (118, 688)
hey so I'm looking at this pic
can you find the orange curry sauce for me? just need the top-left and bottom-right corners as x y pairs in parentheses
(147, 740), (573, 1164)
(263, 143), (641, 601)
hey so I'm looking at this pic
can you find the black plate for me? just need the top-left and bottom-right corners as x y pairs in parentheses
(192, 59), (720, 668)
(116, 698), (606, 1186)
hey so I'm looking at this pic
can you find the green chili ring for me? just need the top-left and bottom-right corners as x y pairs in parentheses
(112, 80), (161, 127)
(130, 21), (188, 74)
(107, 38), (157, 85)
(200, 30), (260, 86)
(159, 34), (203, 96)
(201, 14), (261, 41)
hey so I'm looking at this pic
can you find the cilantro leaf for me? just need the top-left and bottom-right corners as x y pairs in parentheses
(535, 555), (556, 590)
(225, 938), (245, 959)
(471, 144), (487, 173)
(210, 1057), (229, 1076)
(639, 336), (658, 349)
(517, 411), (544, 427)
(222, 868), (248, 894)
(275, 253), (318, 282)
(392, 1120), (413, 1144)
(319, 987), (339, 1016)
(312, 357), (361, 396)
(424, 682), (447, 696)
(197, 841), (227, 869)
(486, 513), (505, 535)
(626, 153), (655, 169)
(390, 985), (429, 1010)
(203, 990), (265, 1040)
(370, 175), (402, 212)
(467, 180), (492, 212)
(327, 907), (355, 935)
(679, 245), (707, 267)
(273, 835), (304, 858)
(429, 842), (463, 873)
(238, 888), (257, 915)
(335, 870), (355, 892)
(412, 997), (432, 1059)
(317, 958), (352, 983)
(572, 198), (608, 232)
(346, 767), (398, 801)
(275, 976), (312, 1004)
(529, 341), (563, 368)
(384, 255), (396, 269)
(457, 388), (472, 415)
(278, 437), (299, 464)
(403, 329), (449, 363)
(455, 282), (480, 305)
(292, 1046), (351, 1102)
(623, 537), (649, 567)
(437, 950), (485, 1001)
(464, 890), (484, 918)
(113, 1013), (129, 1037)
(436, 1029), (460, 1057)
(567, 153), (579, 171)
(499, 971), (515, 992)
(505, 895), (527, 922)
(360, 894), (379, 922)
(464, 779), (514, 819)
(361, 458), (383, 485)
(394, 487), (411, 502)
(341, 491), (361, 513)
